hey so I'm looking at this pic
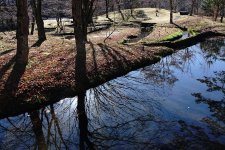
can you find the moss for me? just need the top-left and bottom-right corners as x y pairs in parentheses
(143, 31), (225, 50)
(188, 28), (199, 36)
(160, 31), (183, 42)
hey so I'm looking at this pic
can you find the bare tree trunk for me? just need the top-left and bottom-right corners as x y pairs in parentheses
(72, 0), (88, 92)
(31, 0), (46, 41)
(72, 2), (95, 149)
(190, 0), (196, 16)
(30, 0), (36, 33)
(221, 4), (225, 23)
(170, 0), (173, 24)
(129, 0), (135, 18)
(214, 6), (219, 21)
(116, 0), (125, 21)
(105, 0), (113, 21)
(36, 0), (46, 41)
(196, 0), (199, 15)
(56, 16), (63, 33)
(83, 22), (88, 42)
(105, 0), (109, 18)
(30, 15), (35, 35)
(56, 2), (64, 34)
(3, 0), (29, 96)
(16, 0), (29, 65)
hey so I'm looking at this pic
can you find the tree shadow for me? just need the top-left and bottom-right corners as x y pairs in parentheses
(97, 43), (129, 68)
(3, 61), (27, 97)
(31, 39), (45, 47)
(0, 59), (27, 120)
(90, 42), (130, 76)
(44, 27), (56, 33)
(0, 49), (15, 56)
(172, 22), (187, 31)
(89, 41), (98, 75)
(0, 56), (16, 80)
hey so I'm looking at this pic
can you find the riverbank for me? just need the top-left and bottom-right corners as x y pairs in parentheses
(0, 36), (173, 117)
(0, 11), (225, 117)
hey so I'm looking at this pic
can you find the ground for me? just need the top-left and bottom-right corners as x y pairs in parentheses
(0, 8), (225, 116)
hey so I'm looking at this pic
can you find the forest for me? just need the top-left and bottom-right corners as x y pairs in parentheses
(0, 0), (225, 149)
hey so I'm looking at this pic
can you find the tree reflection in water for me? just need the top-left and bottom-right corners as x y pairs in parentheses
(30, 111), (48, 150)
(0, 77), (166, 149)
(140, 46), (196, 96)
(86, 80), (167, 149)
(0, 70), (224, 149)
(0, 99), (79, 149)
(200, 38), (225, 65)
(192, 71), (225, 134)
(0, 39), (225, 149)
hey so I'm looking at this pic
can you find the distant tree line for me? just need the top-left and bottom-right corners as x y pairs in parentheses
(0, 0), (16, 31)
(1, 0), (225, 27)
(202, 0), (225, 22)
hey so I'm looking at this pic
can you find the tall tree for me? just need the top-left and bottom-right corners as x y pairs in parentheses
(16, 0), (29, 65)
(195, 0), (202, 15)
(169, 0), (173, 24)
(105, 0), (114, 22)
(128, 0), (139, 18)
(30, 0), (46, 41)
(72, 1), (95, 149)
(213, 0), (220, 21)
(220, 1), (225, 22)
(30, 13), (35, 35)
(105, 0), (110, 20)
(55, 0), (65, 33)
(202, 0), (225, 21)
(72, 0), (95, 91)
(72, 0), (86, 93)
(190, 0), (196, 16)
(116, 0), (125, 21)
(202, 0), (214, 16)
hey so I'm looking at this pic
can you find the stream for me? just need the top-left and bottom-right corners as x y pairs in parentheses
(0, 38), (225, 149)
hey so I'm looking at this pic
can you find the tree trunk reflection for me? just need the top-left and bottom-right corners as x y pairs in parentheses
(30, 111), (47, 150)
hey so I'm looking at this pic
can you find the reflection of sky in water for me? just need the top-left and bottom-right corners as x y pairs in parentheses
(0, 39), (225, 149)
